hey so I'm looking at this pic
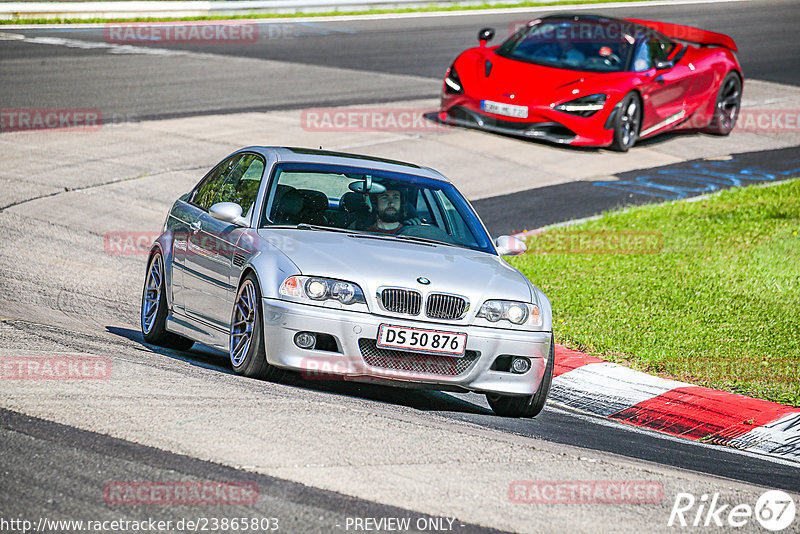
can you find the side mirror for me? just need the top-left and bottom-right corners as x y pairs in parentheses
(209, 202), (248, 227)
(655, 59), (674, 70)
(478, 28), (495, 47)
(495, 235), (527, 256)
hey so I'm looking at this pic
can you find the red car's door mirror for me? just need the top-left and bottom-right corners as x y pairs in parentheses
(478, 28), (495, 47)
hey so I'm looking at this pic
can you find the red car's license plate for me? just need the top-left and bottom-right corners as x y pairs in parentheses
(376, 324), (467, 356)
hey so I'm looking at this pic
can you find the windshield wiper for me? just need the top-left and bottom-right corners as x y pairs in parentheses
(392, 234), (444, 246)
(295, 223), (366, 234)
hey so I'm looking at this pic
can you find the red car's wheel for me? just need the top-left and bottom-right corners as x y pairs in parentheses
(705, 72), (742, 135)
(610, 92), (642, 152)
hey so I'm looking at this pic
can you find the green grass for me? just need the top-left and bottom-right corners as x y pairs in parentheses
(510, 179), (800, 407)
(0, 0), (653, 25)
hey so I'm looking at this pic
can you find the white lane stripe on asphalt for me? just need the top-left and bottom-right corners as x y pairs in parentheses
(6, 34), (193, 55)
(4, 0), (751, 30)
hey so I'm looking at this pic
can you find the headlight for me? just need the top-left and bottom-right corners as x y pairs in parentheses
(280, 275), (366, 306)
(444, 65), (463, 94)
(477, 300), (542, 327)
(554, 93), (607, 117)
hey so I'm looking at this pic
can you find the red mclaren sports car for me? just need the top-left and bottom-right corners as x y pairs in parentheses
(439, 14), (743, 151)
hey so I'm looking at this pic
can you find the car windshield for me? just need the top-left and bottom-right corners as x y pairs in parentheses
(260, 163), (495, 254)
(497, 18), (640, 73)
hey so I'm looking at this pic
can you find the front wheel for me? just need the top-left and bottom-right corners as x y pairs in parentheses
(486, 335), (555, 418)
(141, 252), (194, 350)
(704, 72), (741, 135)
(610, 92), (642, 152)
(229, 274), (284, 380)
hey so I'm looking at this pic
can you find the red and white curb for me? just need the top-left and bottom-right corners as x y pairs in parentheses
(550, 345), (800, 463)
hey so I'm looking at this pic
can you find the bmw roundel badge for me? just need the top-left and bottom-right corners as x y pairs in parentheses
(417, 277), (431, 285)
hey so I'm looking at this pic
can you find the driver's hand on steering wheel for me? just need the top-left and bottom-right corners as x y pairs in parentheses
(402, 217), (424, 226)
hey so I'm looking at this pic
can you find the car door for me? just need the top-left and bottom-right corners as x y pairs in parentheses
(173, 155), (240, 313)
(635, 38), (694, 133)
(183, 153), (266, 329)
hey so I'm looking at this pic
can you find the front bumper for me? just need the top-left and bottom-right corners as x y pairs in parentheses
(262, 298), (552, 397)
(440, 93), (615, 147)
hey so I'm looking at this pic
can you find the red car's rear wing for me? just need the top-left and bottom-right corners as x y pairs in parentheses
(626, 18), (738, 52)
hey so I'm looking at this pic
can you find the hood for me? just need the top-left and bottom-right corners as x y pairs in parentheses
(458, 48), (627, 105)
(258, 228), (535, 314)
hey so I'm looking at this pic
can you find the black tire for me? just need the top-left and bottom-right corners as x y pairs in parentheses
(486, 335), (555, 418)
(141, 252), (194, 351)
(704, 72), (742, 135)
(229, 273), (284, 380)
(610, 92), (642, 152)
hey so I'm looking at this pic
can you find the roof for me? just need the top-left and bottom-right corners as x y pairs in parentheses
(240, 146), (451, 183)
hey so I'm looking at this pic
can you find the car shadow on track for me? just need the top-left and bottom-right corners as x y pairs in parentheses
(106, 326), (492, 416)
(424, 111), (602, 153)
(424, 111), (714, 152)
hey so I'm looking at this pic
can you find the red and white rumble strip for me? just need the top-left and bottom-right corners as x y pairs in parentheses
(550, 345), (800, 462)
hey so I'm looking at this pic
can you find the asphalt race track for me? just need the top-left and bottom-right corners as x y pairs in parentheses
(2, 0), (800, 119)
(1, 1), (800, 532)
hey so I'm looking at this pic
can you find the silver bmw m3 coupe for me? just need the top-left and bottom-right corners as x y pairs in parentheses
(141, 147), (554, 417)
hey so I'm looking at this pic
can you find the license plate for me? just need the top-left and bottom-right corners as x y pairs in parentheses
(376, 325), (467, 357)
(481, 100), (528, 119)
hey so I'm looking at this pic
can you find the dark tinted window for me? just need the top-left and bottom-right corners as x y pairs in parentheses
(633, 38), (674, 71)
(191, 155), (241, 210)
(261, 163), (495, 254)
(497, 19), (635, 72)
(215, 154), (266, 218)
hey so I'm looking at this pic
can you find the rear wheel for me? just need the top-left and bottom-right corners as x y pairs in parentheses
(486, 335), (555, 418)
(141, 252), (194, 350)
(230, 274), (284, 380)
(705, 72), (742, 135)
(610, 92), (642, 152)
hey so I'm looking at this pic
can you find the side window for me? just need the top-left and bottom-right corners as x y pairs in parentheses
(191, 155), (241, 210)
(649, 39), (673, 63)
(632, 40), (650, 72)
(215, 154), (266, 218)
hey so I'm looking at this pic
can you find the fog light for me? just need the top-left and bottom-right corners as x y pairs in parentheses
(294, 332), (316, 349)
(511, 357), (531, 374)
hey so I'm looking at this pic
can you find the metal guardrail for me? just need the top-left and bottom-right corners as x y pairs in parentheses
(0, 0), (485, 20)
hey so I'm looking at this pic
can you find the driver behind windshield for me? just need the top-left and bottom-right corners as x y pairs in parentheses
(366, 188), (406, 235)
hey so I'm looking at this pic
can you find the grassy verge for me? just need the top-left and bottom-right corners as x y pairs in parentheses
(510, 179), (800, 407)
(1, 0), (653, 25)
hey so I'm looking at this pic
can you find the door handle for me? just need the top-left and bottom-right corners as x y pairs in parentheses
(190, 221), (202, 234)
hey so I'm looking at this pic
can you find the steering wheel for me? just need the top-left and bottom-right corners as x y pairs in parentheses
(397, 223), (455, 244)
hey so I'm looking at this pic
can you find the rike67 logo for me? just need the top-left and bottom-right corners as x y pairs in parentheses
(668, 490), (797, 531)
